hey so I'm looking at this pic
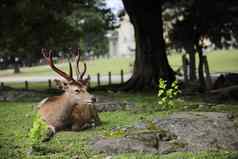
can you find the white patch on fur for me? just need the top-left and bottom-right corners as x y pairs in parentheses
(37, 97), (49, 108)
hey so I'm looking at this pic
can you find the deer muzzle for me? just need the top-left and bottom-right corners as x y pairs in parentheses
(86, 95), (96, 105)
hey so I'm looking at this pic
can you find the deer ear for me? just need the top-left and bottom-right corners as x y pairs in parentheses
(54, 79), (68, 90)
(85, 79), (90, 87)
(84, 75), (90, 86)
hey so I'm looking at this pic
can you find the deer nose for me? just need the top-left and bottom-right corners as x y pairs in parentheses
(91, 96), (96, 103)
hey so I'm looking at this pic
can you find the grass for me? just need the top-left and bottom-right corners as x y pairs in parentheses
(0, 57), (133, 78)
(0, 89), (238, 158)
(168, 49), (238, 73)
(0, 49), (238, 79)
(4, 82), (50, 90)
(3, 80), (114, 90)
(0, 101), (165, 159)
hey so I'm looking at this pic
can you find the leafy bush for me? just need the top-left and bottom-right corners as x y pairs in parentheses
(29, 113), (49, 146)
(158, 79), (180, 110)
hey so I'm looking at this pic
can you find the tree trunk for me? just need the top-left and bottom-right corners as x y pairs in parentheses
(188, 48), (196, 81)
(13, 63), (20, 74)
(121, 0), (175, 91)
(197, 46), (206, 91)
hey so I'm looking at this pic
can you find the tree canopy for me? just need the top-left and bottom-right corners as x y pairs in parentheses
(164, 0), (238, 89)
(166, 0), (238, 50)
(0, 0), (115, 64)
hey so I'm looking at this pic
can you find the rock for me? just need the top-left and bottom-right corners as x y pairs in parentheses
(91, 127), (178, 155)
(213, 73), (238, 89)
(95, 100), (134, 112)
(155, 112), (238, 152)
(91, 112), (238, 155)
(91, 137), (158, 154)
(158, 140), (186, 154)
(94, 95), (135, 112)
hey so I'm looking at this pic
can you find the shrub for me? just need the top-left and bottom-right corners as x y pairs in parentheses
(158, 79), (180, 110)
(28, 113), (49, 146)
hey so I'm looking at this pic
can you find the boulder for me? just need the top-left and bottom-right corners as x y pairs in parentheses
(155, 112), (238, 152)
(91, 112), (238, 155)
(94, 95), (134, 112)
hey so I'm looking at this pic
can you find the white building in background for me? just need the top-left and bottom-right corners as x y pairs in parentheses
(108, 14), (135, 57)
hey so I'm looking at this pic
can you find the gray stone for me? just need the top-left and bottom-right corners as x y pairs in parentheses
(91, 137), (158, 155)
(94, 96), (134, 112)
(156, 112), (238, 152)
(91, 112), (238, 155)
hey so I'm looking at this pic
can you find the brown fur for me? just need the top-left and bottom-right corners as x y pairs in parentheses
(38, 94), (75, 131)
(39, 49), (100, 141)
(71, 104), (101, 131)
(38, 83), (100, 133)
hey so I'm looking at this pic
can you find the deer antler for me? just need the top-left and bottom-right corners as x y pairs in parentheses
(75, 48), (81, 81)
(73, 48), (87, 81)
(42, 48), (74, 82)
(68, 57), (73, 78)
(80, 63), (87, 80)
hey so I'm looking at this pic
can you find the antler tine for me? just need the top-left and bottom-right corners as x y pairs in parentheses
(75, 48), (81, 81)
(67, 57), (73, 78)
(80, 63), (87, 80)
(72, 48), (87, 80)
(42, 48), (74, 81)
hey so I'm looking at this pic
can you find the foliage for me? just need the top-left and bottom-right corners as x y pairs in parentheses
(29, 113), (49, 146)
(0, 0), (115, 65)
(164, 0), (238, 51)
(158, 79), (180, 110)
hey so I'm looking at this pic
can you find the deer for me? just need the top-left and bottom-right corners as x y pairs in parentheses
(38, 48), (100, 141)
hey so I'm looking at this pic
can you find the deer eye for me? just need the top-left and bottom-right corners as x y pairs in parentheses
(75, 89), (80, 93)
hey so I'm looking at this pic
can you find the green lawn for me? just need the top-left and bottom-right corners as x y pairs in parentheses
(0, 90), (238, 159)
(0, 49), (238, 79)
(3, 81), (112, 90)
(168, 49), (238, 73)
(0, 57), (133, 78)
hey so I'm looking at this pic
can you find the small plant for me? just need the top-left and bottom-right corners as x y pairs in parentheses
(29, 113), (49, 146)
(103, 128), (127, 138)
(158, 79), (180, 110)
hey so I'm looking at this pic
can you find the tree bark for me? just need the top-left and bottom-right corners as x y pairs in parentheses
(13, 63), (20, 74)
(188, 48), (196, 81)
(121, 0), (175, 91)
(197, 45), (206, 91)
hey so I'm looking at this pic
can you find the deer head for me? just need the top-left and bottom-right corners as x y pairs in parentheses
(41, 48), (96, 105)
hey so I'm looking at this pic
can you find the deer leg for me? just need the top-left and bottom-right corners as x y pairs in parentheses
(71, 123), (85, 131)
(89, 105), (101, 126)
(71, 122), (92, 131)
(42, 125), (56, 142)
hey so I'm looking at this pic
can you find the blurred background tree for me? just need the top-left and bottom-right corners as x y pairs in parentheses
(0, 0), (115, 73)
(164, 0), (238, 90)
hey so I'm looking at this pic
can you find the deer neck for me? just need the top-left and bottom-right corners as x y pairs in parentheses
(63, 92), (79, 106)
